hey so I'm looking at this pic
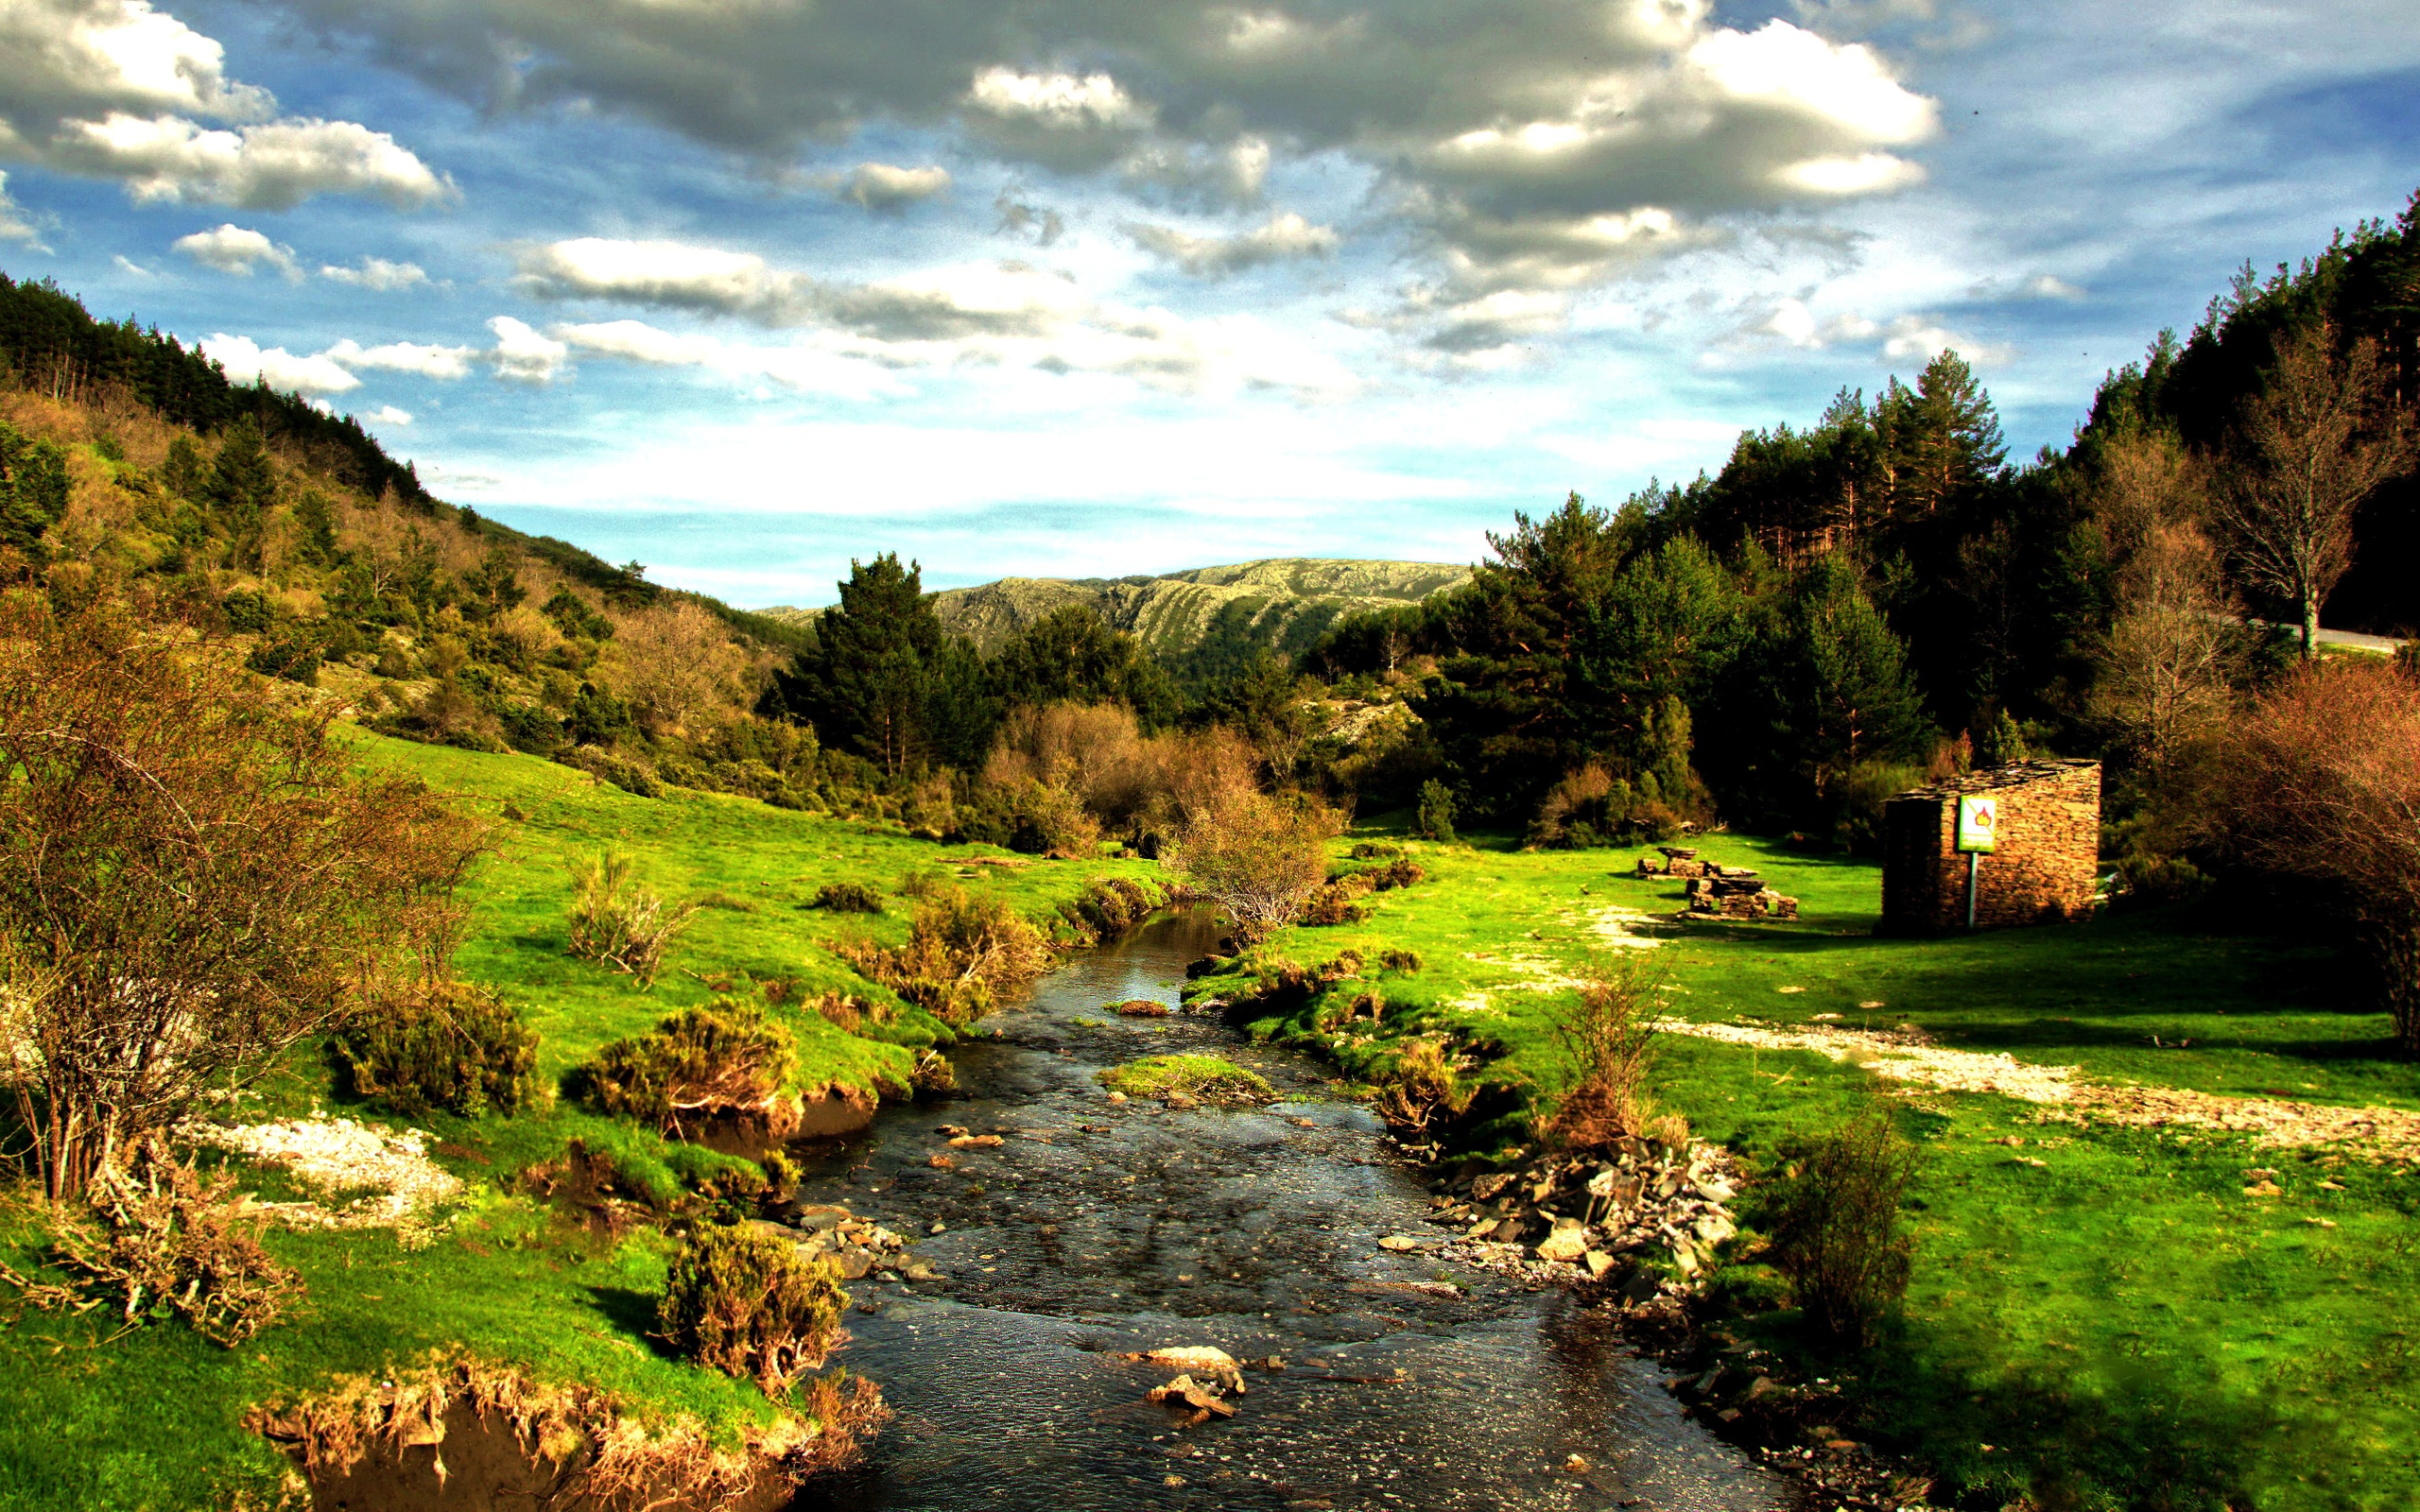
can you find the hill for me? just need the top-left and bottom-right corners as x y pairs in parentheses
(769, 558), (1471, 661)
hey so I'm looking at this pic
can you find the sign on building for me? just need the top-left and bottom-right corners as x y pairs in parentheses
(1956, 795), (1998, 853)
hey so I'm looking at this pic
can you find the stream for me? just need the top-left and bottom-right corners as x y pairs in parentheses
(783, 909), (1791, 1512)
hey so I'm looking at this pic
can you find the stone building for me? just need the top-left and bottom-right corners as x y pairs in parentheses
(1878, 760), (2101, 934)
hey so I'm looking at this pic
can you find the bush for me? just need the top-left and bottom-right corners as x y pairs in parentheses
(1762, 1108), (1919, 1346)
(21, 1143), (301, 1348)
(219, 590), (271, 634)
(656, 1224), (848, 1398)
(1537, 956), (1662, 1155)
(243, 630), (320, 685)
(1368, 857), (1424, 890)
(1063, 875), (1157, 943)
(1162, 788), (1339, 943)
(1530, 763), (1691, 849)
(333, 980), (544, 1118)
(835, 885), (1053, 1025)
(1348, 841), (1401, 860)
(565, 849), (697, 986)
(1416, 780), (1456, 843)
(1378, 949), (1423, 974)
(1371, 1039), (1472, 1138)
(811, 882), (884, 914)
(572, 1000), (799, 1138)
(1828, 760), (1926, 855)
(1300, 871), (1374, 926)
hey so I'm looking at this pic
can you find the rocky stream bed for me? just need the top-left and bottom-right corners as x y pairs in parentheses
(774, 908), (1796, 1512)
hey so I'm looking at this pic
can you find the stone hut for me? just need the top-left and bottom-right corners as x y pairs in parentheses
(1878, 760), (2101, 934)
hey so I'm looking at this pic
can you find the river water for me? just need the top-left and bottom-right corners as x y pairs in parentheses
(785, 909), (1789, 1512)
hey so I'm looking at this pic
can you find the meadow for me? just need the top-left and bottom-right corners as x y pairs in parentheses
(1200, 827), (2420, 1511)
(0, 732), (1160, 1512)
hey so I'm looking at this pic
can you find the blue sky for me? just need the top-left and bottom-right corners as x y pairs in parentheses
(2, 0), (2414, 607)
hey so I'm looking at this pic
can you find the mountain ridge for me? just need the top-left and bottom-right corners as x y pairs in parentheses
(762, 556), (1471, 659)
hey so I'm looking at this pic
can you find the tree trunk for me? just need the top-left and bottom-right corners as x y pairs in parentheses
(2302, 595), (2321, 661)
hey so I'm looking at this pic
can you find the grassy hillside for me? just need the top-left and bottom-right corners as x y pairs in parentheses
(1192, 828), (2420, 1511)
(0, 732), (1160, 1511)
(769, 557), (1471, 660)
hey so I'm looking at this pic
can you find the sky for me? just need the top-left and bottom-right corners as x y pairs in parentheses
(1, 0), (2415, 608)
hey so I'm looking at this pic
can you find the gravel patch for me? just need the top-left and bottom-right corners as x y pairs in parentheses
(182, 1114), (464, 1229)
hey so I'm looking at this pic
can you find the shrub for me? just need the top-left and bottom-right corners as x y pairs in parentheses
(1300, 871), (1374, 926)
(1348, 841), (1401, 860)
(835, 885), (1053, 1025)
(13, 1143), (301, 1348)
(811, 882), (884, 914)
(1530, 764), (1692, 849)
(243, 630), (321, 685)
(1371, 1039), (1472, 1137)
(219, 590), (272, 634)
(1537, 956), (1662, 1155)
(573, 1001), (799, 1138)
(334, 981), (544, 1118)
(656, 1225), (848, 1398)
(1368, 857), (1424, 891)
(565, 849), (697, 986)
(1762, 1109), (1919, 1346)
(1378, 948), (1423, 974)
(909, 1049), (957, 1095)
(1828, 760), (1926, 855)
(1162, 789), (1339, 943)
(1063, 875), (1157, 942)
(1416, 780), (1456, 843)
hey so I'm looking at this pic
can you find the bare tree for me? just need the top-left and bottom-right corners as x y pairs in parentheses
(603, 600), (750, 735)
(1161, 785), (1338, 943)
(0, 592), (480, 1199)
(2220, 658), (2420, 1054)
(2090, 509), (2244, 769)
(2212, 320), (2413, 658)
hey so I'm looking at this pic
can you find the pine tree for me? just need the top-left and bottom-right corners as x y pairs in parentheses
(769, 554), (957, 775)
(1877, 351), (2007, 524)
(206, 420), (276, 571)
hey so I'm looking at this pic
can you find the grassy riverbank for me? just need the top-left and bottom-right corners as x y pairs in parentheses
(1195, 830), (2420, 1511)
(0, 733), (1160, 1511)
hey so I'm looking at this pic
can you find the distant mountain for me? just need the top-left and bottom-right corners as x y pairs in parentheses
(765, 558), (1472, 661)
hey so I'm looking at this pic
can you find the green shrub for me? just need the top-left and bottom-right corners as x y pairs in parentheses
(1378, 948), (1423, 974)
(811, 881), (884, 913)
(1829, 761), (1926, 854)
(333, 981), (544, 1118)
(1348, 841), (1401, 859)
(1300, 872), (1374, 926)
(656, 1224), (848, 1397)
(243, 631), (320, 684)
(219, 590), (272, 634)
(564, 848), (696, 985)
(1762, 1108), (1919, 1346)
(571, 1000), (798, 1138)
(836, 885), (1052, 1025)
(1416, 780), (1457, 843)
(1063, 876), (1156, 942)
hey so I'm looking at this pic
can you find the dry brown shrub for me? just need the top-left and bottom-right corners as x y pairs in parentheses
(2218, 657), (2420, 1053)
(0, 589), (480, 1200)
(1372, 1039), (1475, 1138)
(836, 885), (1054, 1025)
(600, 600), (752, 735)
(1161, 786), (1340, 943)
(2, 1139), (301, 1346)
(1537, 956), (1664, 1155)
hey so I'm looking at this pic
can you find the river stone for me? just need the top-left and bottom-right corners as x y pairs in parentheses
(1377, 1235), (1420, 1251)
(1536, 1229), (1589, 1263)
(1148, 1346), (1238, 1370)
(792, 1204), (853, 1233)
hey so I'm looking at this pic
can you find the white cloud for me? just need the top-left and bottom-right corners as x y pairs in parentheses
(1130, 212), (1340, 277)
(172, 222), (298, 278)
(364, 404), (413, 424)
(200, 332), (360, 395)
(321, 256), (429, 290)
(512, 235), (1357, 398)
(489, 315), (569, 383)
(322, 337), (477, 379)
(965, 67), (1150, 130)
(833, 161), (950, 212)
(0, 0), (446, 209)
(0, 170), (40, 243)
(111, 252), (151, 275)
(550, 318), (910, 399)
(253, 0), (1934, 306)
(2023, 273), (2085, 300)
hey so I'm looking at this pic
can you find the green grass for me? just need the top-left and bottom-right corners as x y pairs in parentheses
(0, 733), (1164, 1511)
(1098, 1055), (1275, 1105)
(1193, 827), (2420, 1511)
